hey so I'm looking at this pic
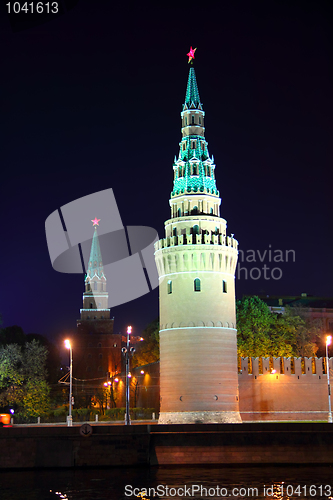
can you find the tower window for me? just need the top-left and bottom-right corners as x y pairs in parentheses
(223, 280), (227, 293)
(185, 117), (187, 126)
(193, 224), (199, 235)
(173, 227), (177, 237)
(191, 140), (196, 149)
(193, 165), (197, 175)
(210, 208), (213, 214)
(192, 206), (198, 215)
(99, 353), (103, 359)
(167, 280), (172, 294)
(177, 208), (181, 217)
(183, 143), (186, 151)
(98, 343), (102, 348)
(90, 303), (93, 309)
(192, 115), (194, 125)
(194, 278), (201, 292)
(199, 117), (201, 125)
(94, 282), (97, 291)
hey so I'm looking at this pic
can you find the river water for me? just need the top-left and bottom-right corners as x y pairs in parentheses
(0, 466), (332, 500)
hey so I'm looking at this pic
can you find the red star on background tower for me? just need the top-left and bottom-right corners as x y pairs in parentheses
(187, 46), (197, 63)
(91, 217), (101, 226)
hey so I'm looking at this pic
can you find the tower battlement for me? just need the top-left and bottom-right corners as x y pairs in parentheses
(155, 234), (238, 250)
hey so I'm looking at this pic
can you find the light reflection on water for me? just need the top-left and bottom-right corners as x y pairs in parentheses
(0, 466), (332, 500)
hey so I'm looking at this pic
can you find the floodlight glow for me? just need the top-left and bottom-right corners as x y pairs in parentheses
(271, 369), (276, 374)
(140, 370), (144, 374)
(128, 372), (132, 378)
(127, 326), (132, 334)
(64, 339), (71, 349)
(115, 378), (119, 382)
(327, 335), (332, 346)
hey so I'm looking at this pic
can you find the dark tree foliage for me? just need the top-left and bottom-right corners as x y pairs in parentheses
(132, 318), (159, 368)
(236, 296), (319, 358)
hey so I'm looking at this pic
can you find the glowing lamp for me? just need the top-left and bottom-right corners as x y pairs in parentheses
(104, 382), (108, 387)
(327, 335), (332, 346)
(140, 370), (144, 374)
(128, 372), (132, 378)
(271, 369), (276, 374)
(127, 326), (132, 334)
(140, 337), (144, 341)
(114, 378), (119, 382)
(64, 339), (71, 349)
(108, 381), (111, 385)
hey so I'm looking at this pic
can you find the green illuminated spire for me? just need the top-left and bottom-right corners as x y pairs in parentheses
(86, 227), (105, 280)
(171, 66), (219, 198)
(184, 67), (201, 109)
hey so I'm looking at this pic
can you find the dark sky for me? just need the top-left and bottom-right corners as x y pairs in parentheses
(1, 1), (332, 345)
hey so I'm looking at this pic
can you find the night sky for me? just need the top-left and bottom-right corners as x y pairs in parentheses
(1, 1), (332, 346)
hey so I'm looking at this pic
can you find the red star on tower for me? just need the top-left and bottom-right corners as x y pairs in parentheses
(187, 46), (197, 63)
(91, 217), (101, 226)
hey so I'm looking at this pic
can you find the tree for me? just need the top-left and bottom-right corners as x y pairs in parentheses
(236, 296), (307, 358)
(0, 340), (51, 417)
(21, 379), (51, 418)
(0, 343), (25, 408)
(132, 319), (159, 368)
(285, 305), (322, 357)
(236, 296), (274, 357)
(0, 325), (25, 346)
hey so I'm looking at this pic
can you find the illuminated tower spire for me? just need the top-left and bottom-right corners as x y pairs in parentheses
(154, 49), (241, 424)
(81, 219), (110, 320)
(172, 63), (219, 212)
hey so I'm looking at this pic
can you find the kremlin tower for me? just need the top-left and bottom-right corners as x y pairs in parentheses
(154, 49), (241, 424)
(75, 220), (121, 391)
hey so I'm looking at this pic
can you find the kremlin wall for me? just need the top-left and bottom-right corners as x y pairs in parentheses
(124, 356), (333, 422)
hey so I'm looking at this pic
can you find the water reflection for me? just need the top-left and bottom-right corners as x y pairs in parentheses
(0, 466), (332, 500)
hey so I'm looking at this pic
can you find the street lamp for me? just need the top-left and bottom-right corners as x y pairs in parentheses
(121, 326), (135, 425)
(64, 339), (73, 427)
(326, 335), (332, 423)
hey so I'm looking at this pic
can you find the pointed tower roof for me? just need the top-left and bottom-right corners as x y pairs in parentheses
(86, 226), (105, 280)
(184, 67), (201, 109)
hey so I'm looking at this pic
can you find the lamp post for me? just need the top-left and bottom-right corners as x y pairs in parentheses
(65, 339), (73, 427)
(326, 335), (332, 423)
(122, 326), (135, 425)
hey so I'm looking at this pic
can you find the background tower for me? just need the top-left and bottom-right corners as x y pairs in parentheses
(75, 221), (121, 401)
(154, 60), (241, 424)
